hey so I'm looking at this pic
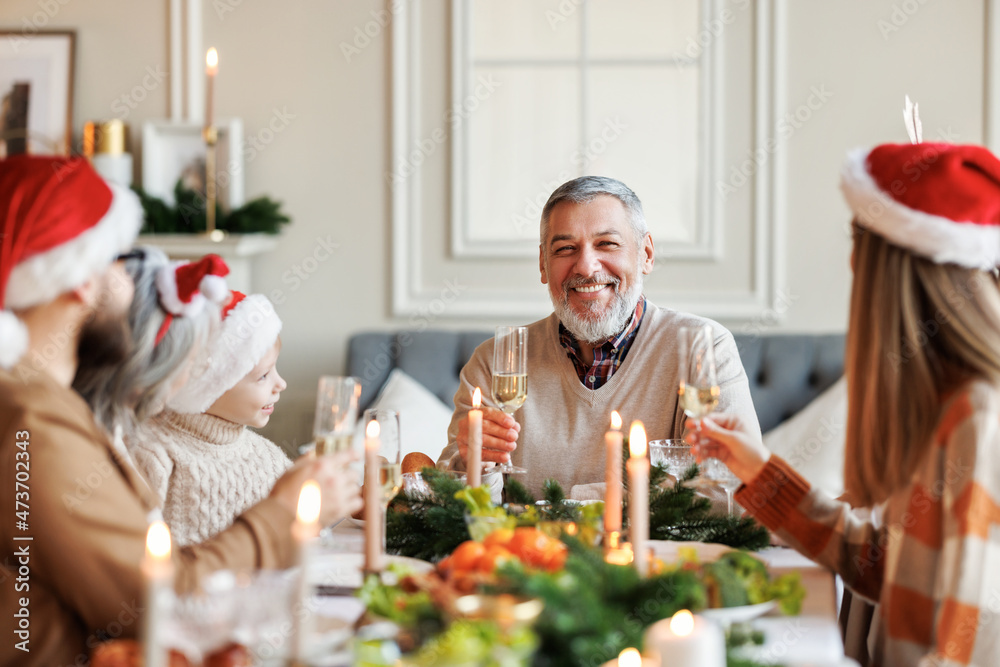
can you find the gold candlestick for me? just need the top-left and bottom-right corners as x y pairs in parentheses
(203, 126), (223, 240)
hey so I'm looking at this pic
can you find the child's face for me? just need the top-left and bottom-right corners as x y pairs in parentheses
(207, 339), (286, 428)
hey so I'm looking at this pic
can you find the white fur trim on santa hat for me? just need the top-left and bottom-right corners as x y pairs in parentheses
(168, 294), (283, 414)
(840, 147), (1000, 270)
(5, 181), (143, 310)
(0, 310), (29, 369)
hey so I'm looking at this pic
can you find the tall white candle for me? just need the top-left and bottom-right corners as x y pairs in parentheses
(186, 0), (204, 122)
(627, 421), (649, 576)
(604, 410), (623, 533)
(644, 610), (726, 667)
(364, 419), (382, 573)
(204, 48), (217, 129)
(141, 521), (173, 667)
(292, 480), (321, 662)
(468, 387), (483, 487)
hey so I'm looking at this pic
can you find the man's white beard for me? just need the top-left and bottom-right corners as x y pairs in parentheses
(552, 272), (643, 344)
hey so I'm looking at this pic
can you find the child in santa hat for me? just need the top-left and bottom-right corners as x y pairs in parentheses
(129, 289), (293, 547)
(689, 137), (1000, 666)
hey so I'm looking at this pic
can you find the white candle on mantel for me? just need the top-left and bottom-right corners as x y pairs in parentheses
(141, 521), (173, 667)
(627, 421), (649, 576)
(604, 410), (624, 533)
(468, 387), (483, 487)
(644, 610), (726, 667)
(205, 47), (218, 129)
(292, 480), (321, 663)
(364, 419), (382, 574)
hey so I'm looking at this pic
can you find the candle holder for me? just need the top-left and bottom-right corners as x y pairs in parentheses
(202, 125), (225, 241)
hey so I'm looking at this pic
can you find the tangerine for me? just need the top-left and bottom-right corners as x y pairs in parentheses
(450, 540), (487, 573)
(508, 527), (551, 567)
(477, 545), (514, 573)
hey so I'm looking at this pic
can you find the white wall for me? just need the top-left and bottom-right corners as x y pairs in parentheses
(1, 0), (988, 450)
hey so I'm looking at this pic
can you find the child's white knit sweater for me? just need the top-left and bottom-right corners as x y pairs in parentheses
(129, 410), (292, 547)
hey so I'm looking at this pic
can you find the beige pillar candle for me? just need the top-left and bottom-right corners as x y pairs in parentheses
(141, 521), (173, 667)
(644, 609), (726, 667)
(627, 421), (649, 576)
(291, 480), (321, 663)
(468, 387), (483, 487)
(364, 419), (382, 573)
(204, 48), (218, 129)
(604, 410), (623, 533)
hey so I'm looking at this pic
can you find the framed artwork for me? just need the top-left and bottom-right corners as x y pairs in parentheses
(0, 30), (75, 156)
(141, 119), (245, 210)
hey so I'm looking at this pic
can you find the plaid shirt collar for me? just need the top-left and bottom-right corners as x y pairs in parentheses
(558, 297), (647, 390)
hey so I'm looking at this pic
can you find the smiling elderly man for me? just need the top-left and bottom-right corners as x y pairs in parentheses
(438, 176), (760, 498)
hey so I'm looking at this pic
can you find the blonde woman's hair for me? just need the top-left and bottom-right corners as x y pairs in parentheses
(844, 224), (1000, 505)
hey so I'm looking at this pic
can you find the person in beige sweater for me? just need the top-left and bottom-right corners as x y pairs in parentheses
(131, 290), (294, 546)
(438, 176), (759, 498)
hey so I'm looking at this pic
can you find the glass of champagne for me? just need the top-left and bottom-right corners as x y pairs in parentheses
(313, 376), (360, 456)
(677, 326), (739, 516)
(491, 325), (528, 475)
(363, 409), (402, 551)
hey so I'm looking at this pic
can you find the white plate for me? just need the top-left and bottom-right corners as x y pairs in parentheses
(309, 552), (433, 589)
(649, 540), (735, 562)
(699, 599), (778, 625)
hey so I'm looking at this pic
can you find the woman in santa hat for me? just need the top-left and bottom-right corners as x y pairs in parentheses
(689, 138), (1000, 665)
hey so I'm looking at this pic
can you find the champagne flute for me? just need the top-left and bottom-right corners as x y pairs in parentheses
(677, 326), (738, 516)
(313, 376), (359, 455)
(491, 325), (528, 475)
(363, 409), (402, 551)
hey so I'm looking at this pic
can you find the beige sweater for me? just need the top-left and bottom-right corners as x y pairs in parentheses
(130, 410), (292, 547)
(438, 302), (760, 497)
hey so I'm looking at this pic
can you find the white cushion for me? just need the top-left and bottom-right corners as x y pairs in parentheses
(762, 376), (848, 498)
(351, 369), (453, 463)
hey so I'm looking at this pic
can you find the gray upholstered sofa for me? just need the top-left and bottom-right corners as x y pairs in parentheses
(346, 330), (846, 434)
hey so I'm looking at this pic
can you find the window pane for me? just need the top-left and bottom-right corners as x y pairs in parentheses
(472, 0), (581, 60)
(585, 65), (700, 244)
(587, 0), (701, 59)
(466, 66), (581, 242)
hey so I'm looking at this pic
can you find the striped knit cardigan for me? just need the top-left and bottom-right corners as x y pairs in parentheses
(737, 379), (1000, 666)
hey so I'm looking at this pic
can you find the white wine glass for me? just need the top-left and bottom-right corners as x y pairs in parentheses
(677, 326), (739, 516)
(491, 325), (528, 475)
(313, 376), (360, 456)
(363, 409), (402, 552)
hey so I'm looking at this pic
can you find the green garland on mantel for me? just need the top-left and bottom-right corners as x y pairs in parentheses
(133, 180), (291, 235)
(387, 460), (769, 563)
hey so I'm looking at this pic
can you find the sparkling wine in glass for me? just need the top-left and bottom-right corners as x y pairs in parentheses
(364, 409), (401, 550)
(678, 326), (739, 516)
(313, 376), (359, 455)
(491, 325), (528, 475)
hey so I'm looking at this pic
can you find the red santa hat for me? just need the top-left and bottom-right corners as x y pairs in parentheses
(153, 254), (231, 345)
(168, 290), (282, 414)
(840, 142), (1000, 269)
(0, 155), (142, 369)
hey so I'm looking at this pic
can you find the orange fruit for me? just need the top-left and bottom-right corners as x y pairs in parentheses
(450, 540), (487, 573)
(540, 541), (568, 572)
(483, 528), (515, 550)
(477, 545), (514, 573)
(508, 527), (551, 567)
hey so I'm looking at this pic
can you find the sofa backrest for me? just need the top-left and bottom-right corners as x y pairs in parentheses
(346, 330), (846, 433)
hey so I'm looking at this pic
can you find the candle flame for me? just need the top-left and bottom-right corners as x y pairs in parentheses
(618, 648), (641, 667)
(610, 410), (622, 430)
(206, 47), (218, 72)
(628, 421), (647, 458)
(670, 609), (695, 636)
(296, 480), (321, 524)
(366, 419), (381, 438)
(146, 521), (171, 560)
(472, 387), (481, 409)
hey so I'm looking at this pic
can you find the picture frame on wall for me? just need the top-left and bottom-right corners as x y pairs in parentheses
(0, 30), (75, 156)
(141, 119), (245, 210)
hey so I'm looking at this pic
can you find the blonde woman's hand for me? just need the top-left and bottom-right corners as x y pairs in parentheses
(684, 414), (771, 484)
(270, 451), (362, 526)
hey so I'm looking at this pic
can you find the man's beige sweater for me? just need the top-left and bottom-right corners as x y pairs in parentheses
(438, 301), (760, 497)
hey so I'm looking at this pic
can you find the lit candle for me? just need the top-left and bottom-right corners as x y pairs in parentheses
(204, 47), (218, 129)
(364, 419), (382, 573)
(644, 610), (726, 667)
(627, 421), (649, 576)
(141, 521), (173, 667)
(604, 410), (623, 534)
(468, 387), (483, 487)
(598, 646), (658, 667)
(292, 480), (321, 662)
